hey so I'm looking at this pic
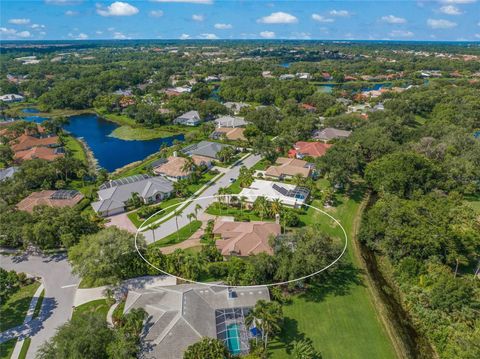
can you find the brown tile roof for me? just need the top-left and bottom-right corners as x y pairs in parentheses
(213, 220), (280, 256)
(153, 156), (192, 178)
(10, 134), (60, 152)
(213, 127), (246, 141)
(292, 141), (332, 158)
(14, 146), (64, 162)
(265, 157), (311, 178)
(17, 190), (84, 213)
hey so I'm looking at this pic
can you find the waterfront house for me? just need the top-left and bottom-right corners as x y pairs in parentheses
(173, 110), (202, 126)
(181, 141), (234, 160)
(123, 283), (269, 359)
(91, 174), (173, 217)
(152, 155), (212, 182)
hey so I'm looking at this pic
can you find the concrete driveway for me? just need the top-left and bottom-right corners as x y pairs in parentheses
(0, 253), (80, 359)
(105, 211), (137, 234)
(142, 154), (262, 244)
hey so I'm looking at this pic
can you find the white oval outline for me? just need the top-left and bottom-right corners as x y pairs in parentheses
(135, 194), (348, 288)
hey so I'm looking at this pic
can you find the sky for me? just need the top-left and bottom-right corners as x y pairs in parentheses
(1, 0), (479, 41)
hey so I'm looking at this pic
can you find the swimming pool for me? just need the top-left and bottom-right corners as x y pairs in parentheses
(226, 323), (242, 355)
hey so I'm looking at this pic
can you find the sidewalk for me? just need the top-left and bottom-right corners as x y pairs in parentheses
(3, 282), (44, 359)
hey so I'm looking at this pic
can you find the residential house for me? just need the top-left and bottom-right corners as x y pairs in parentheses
(0, 166), (18, 182)
(17, 190), (84, 213)
(14, 146), (64, 162)
(223, 102), (249, 115)
(173, 111), (202, 126)
(123, 284), (269, 359)
(239, 179), (309, 208)
(289, 141), (332, 159)
(211, 127), (246, 141)
(91, 174), (173, 217)
(296, 72), (311, 80)
(214, 115), (247, 128)
(321, 72), (333, 81)
(300, 103), (316, 112)
(264, 157), (312, 180)
(312, 127), (352, 142)
(279, 74), (295, 81)
(0, 94), (24, 103)
(152, 155), (212, 182)
(181, 141), (234, 160)
(213, 220), (281, 256)
(10, 134), (60, 153)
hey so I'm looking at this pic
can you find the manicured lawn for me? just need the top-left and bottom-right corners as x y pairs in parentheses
(205, 202), (264, 221)
(128, 197), (184, 228)
(150, 220), (202, 248)
(0, 282), (40, 332)
(18, 338), (31, 359)
(63, 135), (87, 164)
(269, 186), (397, 359)
(72, 299), (110, 321)
(110, 125), (183, 141)
(0, 339), (16, 359)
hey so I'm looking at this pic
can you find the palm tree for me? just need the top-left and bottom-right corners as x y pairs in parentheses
(174, 210), (180, 242)
(240, 196), (247, 216)
(187, 213), (195, 234)
(181, 156), (195, 177)
(291, 338), (318, 359)
(194, 203), (202, 219)
(270, 198), (282, 218)
(245, 300), (283, 351)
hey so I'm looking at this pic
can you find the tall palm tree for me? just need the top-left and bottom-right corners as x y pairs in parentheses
(245, 300), (283, 351)
(174, 210), (180, 242)
(240, 196), (247, 216)
(187, 213), (195, 234)
(270, 198), (282, 218)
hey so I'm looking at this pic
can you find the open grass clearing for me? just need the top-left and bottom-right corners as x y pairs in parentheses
(0, 281), (40, 332)
(149, 220), (202, 248)
(72, 299), (110, 322)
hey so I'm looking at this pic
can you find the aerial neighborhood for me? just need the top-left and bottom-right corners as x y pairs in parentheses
(0, 6), (479, 359)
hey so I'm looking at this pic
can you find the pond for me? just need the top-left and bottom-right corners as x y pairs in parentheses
(22, 112), (184, 172)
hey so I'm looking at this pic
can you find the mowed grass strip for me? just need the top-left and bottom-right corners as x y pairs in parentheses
(150, 220), (202, 248)
(269, 189), (397, 359)
(0, 281), (40, 332)
(72, 299), (110, 322)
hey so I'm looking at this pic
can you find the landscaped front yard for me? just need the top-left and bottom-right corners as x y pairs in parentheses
(72, 299), (111, 322)
(149, 220), (202, 248)
(0, 281), (40, 332)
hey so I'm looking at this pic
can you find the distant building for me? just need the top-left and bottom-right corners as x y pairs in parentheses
(0, 166), (18, 182)
(0, 94), (24, 103)
(211, 127), (246, 141)
(279, 74), (295, 80)
(223, 102), (250, 115)
(173, 110), (202, 126)
(113, 88), (133, 96)
(239, 179), (309, 208)
(123, 284), (269, 359)
(214, 115), (247, 128)
(296, 72), (311, 80)
(264, 157), (313, 180)
(289, 141), (332, 159)
(181, 141), (233, 160)
(213, 220), (281, 256)
(204, 75), (220, 82)
(17, 190), (84, 213)
(91, 174), (173, 217)
(312, 127), (352, 142)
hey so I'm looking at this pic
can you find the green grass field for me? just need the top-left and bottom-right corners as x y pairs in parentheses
(128, 197), (184, 228)
(269, 187), (397, 359)
(0, 281), (40, 332)
(150, 220), (202, 248)
(63, 135), (87, 164)
(72, 299), (110, 322)
(0, 339), (16, 359)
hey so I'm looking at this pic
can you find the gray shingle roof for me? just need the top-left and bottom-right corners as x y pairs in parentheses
(214, 115), (247, 128)
(313, 127), (352, 141)
(0, 167), (18, 182)
(181, 141), (232, 159)
(124, 284), (269, 359)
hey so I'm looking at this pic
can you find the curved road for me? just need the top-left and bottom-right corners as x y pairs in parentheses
(0, 253), (79, 359)
(143, 154), (262, 244)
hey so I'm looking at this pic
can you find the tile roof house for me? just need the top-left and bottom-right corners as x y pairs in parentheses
(17, 190), (84, 213)
(0, 166), (18, 182)
(123, 283), (270, 359)
(173, 110), (202, 126)
(264, 157), (312, 179)
(312, 127), (352, 142)
(91, 175), (173, 217)
(10, 134), (60, 152)
(289, 141), (332, 159)
(14, 146), (64, 162)
(152, 155), (212, 182)
(181, 141), (233, 160)
(214, 115), (247, 128)
(239, 180), (309, 208)
(211, 127), (246, 141)
(213, 220), (280, 256)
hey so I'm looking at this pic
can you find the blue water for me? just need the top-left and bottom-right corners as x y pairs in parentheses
(22, 112), (184, 172)
(318, 84), (335, 93)
(226, 323), (242, 355)
(22, 108), (40, 114)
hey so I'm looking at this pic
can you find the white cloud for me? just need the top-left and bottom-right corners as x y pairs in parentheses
(260, 31), (275, 38)
(149, 10), (164, 17)
(180, 33), (191, 39)
(290, 32), (311, 39)
(199, 33), (218, 39)
(311, 14), (334, 23)
(0, 27), (32, 38)
(192, 14), (204, 21)
(96, 31), (103, 35)
(329, 10), (351, 17)
(258, 12), (297, 24)
(389, 30), (414, 37)
(381, 15), (406, 24)
(427, 18), (457, 29)
(31, 24), (46, 29)
(8, 18), (31, 25)
(96, 2), (139, 17)
(107, 27), (115, 31)
(439, 5), (462, 15)
(214, 23), (232, 29)
(152, 0), (212, 4)
(65, 10), (78, 16)
(113, 31), (130, 39)
(76, 33), (88, 39)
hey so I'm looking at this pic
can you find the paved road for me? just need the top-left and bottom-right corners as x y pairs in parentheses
(0, 253), (79, 359)
(143, 154), (262, 244)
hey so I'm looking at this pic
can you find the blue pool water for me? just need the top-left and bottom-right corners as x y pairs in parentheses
(22, 111), (184, 172)
(22, 108), (40, 114)
(226, 323), (242, 355)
